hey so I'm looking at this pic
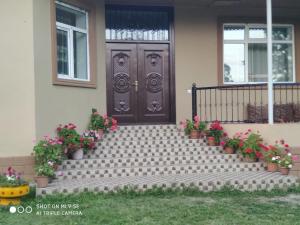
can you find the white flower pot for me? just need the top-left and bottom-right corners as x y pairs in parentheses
(72, 149), (83, 160)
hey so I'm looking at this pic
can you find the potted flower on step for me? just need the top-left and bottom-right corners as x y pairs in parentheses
(57, 123), (82, 160)
(278, 152), (298, 175)
(262, 144), (282, 172)
(181, 118), (197, 139)
(240, 130), (263, 162)
(35, 163), (55, 188)
(207, 121), (224, 146)
(33, 136), (64, 171)
(0, 167), (29, 206)
(88, 109), (118, 137)
(80, 136), (96, 155)
(221, 137), (240, 154)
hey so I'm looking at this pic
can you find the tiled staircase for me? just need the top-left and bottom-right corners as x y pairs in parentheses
(36, 125), (299, 196)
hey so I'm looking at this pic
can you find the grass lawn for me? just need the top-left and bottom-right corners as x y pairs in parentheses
(1, 187), (300, 225)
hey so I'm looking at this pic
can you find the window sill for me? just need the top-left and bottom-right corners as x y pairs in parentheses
(53, 78), (96, 88)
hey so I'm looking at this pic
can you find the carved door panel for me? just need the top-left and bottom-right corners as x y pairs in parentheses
(137, 44), (170, 123)
(106, 43), (138, 123)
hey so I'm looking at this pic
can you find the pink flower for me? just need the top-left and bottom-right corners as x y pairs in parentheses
(194, 115), (200, 123)
(220, 141), (225, 147)
(292, 155), (299, 162)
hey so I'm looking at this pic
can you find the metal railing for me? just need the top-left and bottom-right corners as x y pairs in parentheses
(191, 83), (300, 123)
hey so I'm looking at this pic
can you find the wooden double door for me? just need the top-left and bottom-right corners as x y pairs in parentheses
(106, 43), (172, 124)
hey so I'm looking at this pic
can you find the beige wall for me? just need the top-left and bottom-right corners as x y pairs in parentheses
(0, 0), (36, 157)
(2, 0), (300, 158)
(33, 0), (107, 140)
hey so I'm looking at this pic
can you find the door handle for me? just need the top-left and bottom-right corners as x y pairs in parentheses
(132, 80), (138, 92)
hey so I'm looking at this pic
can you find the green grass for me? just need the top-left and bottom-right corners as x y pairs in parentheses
(1, 186), (300, 225)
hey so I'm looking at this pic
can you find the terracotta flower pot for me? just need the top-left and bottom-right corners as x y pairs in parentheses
(35, 176), (49, 188)
(72, 149), (84, 160)
(207, 137), (216, 146)
(224, 147), (234, 154)
(198, 131), (205, 139)
(267, 163), (278, 172)
(189, 130), (199, 139)
(244, 156), (256, 163)
(280, 167), (290, 175)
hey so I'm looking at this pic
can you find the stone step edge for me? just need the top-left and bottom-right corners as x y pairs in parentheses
(55, 162), (264, 173)
(47, 172), (298, 189)
(64, 153), (240, 164)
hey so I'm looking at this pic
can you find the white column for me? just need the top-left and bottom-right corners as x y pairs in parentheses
(267, 0), (274, 124)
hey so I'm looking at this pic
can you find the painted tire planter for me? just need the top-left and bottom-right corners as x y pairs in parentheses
(0, 184), (30, 206)
(72, 149), (84, 160)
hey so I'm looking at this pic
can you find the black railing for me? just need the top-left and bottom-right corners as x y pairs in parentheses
(191, 83), (300, 123)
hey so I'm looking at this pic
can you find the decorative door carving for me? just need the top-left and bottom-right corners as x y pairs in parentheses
(106, 43), (170, 123)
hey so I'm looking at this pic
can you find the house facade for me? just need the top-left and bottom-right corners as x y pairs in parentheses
(1, 0), (300, 178)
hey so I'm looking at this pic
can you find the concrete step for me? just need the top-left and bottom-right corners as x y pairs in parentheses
(103, 134), (193, 141)
(117, 124), (178, 132)
(37, 171), (299, 196)
(103, 130), (186, 139)
(60, 154), (242, 170)
(96, 140), (206, 150)
(55, 162), (265, 181)
(85, 146), (222, 159)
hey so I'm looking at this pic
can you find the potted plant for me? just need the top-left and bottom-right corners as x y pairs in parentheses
(240, 130), (263, 162)
(207, 121), (224, 146)
(33, 136), (64, 171)
(80, 136), (96, 155)
(181, 118), (196, 139)
(278, 152), (297, 175)
(0, 167), (29, 206)
(57, 123), (82, 160)
(198, 120), (208, 138)
(89, 109), (118, 136)
(262, 144), (282, 172)
(221, 137), (240, 154)
(35, 163), (55, 188)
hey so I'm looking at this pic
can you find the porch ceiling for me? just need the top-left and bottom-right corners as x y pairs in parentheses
(105, 0), (300, 8)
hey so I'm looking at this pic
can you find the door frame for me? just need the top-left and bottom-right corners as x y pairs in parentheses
(105, 4), (176, 124)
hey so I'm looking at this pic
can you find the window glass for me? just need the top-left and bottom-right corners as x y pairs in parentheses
(248, 43), (267, 82)
(56, 4), (86, 29)
(223, 24), (294, 83)
(249, 27), (267, 39)
(57, 29), (69, 75)
(73, 31), (88, 79)
(273, 27), (292, 41)
(224, 44), (245, 83)
(273, 44), (293, 82)
(224, 25), (245, 40)
(105, 8), (170, 41)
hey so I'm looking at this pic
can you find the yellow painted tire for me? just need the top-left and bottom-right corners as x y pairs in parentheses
(0, 185), (30, 198)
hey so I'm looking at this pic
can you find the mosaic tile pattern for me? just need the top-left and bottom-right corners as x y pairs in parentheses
(37, 172), (298, 196)
(36, 125), (299, 196)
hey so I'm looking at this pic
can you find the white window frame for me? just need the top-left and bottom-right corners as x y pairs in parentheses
(56, 1), (90, 82)
(223, 23), (295, 84)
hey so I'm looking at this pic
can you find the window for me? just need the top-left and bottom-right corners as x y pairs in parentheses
(55, 1), (89, 81)
(105, 7), (170, 41)
(223, 24), (295, 84)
